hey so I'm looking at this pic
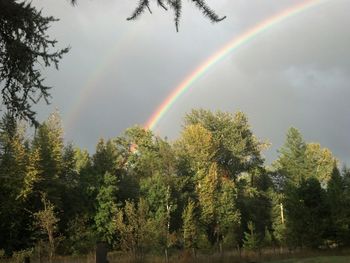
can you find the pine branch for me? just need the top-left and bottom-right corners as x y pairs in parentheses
(127, 0), (152, 21)
(71, 0), (225, 31)
(157, 0), (168, 11)
(168, 0), (182, 32)
(191, 0), (226, 22)
(0, 0), (69, 126)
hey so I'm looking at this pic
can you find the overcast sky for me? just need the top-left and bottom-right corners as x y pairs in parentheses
(31, 0), (350, 164)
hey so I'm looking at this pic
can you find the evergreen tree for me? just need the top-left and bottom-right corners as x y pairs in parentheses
(285, 177), (328, 248)
(275, 127), (307, 186)
(93, 138), (118, 178)
(327, 164), (350, 246)
(243, 221), (260, 251)
(94, 172), (119, 246)
(262, 226), (273, 248)
(0, 115), (32, 255)
(236, 168), (272, 247)
(32, 111), (65, 208)
(217, 178), (240, 250)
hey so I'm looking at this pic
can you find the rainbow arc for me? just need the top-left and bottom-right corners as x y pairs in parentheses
(145, 0), (328, 130)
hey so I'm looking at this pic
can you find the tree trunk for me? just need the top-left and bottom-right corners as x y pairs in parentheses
(165, 248), (168, 263)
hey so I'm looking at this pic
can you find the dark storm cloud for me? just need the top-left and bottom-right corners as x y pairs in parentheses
(31, 0), (349, 164)
(158, 0), (350, 163)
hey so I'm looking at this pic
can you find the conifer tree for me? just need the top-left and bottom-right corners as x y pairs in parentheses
(94, 172), (119, 246)
(327, 164), (350, 245)
(285, 177), (328, 248)
(262, 226), (273, 248)
(30, 111), (65, 213)
(275, 127), (307, 186)
(217, 178), (240, 250)
(0, 115), (30, 255)
(20, 148), (41, 199)
(243, 221), (260, 251)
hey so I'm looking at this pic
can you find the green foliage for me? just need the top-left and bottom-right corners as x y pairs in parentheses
(326, 165), (350, 246)
(185, 109), (265, 180)
(94, 172), (119, 246)
(305, 143), (335, 187)
(243, 221), (260, 251)
(61, 215), (96, 255)
(275, 128), (336, 188)
(0, 115), (34, 255)
(262, 226), (273, 248)
(198, 163), (219, 227)
(198, 163), (240, 248)
(275, 127), (307, 186)
(1, 108), (350, 258)
(285, 177), (329, 248)
(270, 191), (287, 247)
(32, 111), (65, 208)
(182, 199), (198, 250)
(34, 194), (60, 262)
(217, 178), (240, 246)
(93, 138), (118, 178)
(177, 123), (216, 174)
(115, 198), (152, 257)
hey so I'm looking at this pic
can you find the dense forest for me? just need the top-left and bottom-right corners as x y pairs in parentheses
(1, 109), (350, 261)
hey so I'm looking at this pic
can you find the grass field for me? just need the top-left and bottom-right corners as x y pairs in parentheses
(267, 256), (350, 263)
(2, 250), (350, 263)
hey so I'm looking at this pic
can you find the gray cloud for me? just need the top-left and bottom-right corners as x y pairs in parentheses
(31, 0), (350, 164)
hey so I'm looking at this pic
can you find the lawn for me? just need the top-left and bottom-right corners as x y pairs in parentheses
(267, 256), (350, 263)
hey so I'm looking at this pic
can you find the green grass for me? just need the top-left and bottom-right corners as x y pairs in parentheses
(267, 256), (350, 263)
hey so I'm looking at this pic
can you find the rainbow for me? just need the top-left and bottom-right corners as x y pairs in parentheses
(145, 0), (328, 130)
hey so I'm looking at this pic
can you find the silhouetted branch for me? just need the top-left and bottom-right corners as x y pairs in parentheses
(191, 0), (226, 22)
(157, 0), (168, 11)
(126, 0), (226, 30)
(127, 0), (152, 21)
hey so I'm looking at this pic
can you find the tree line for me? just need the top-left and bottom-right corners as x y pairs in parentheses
(1, 109), (350, 261)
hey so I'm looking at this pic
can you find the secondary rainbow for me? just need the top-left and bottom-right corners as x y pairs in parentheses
(65, 27), (138, 131)
(145, 0), (328, 130)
